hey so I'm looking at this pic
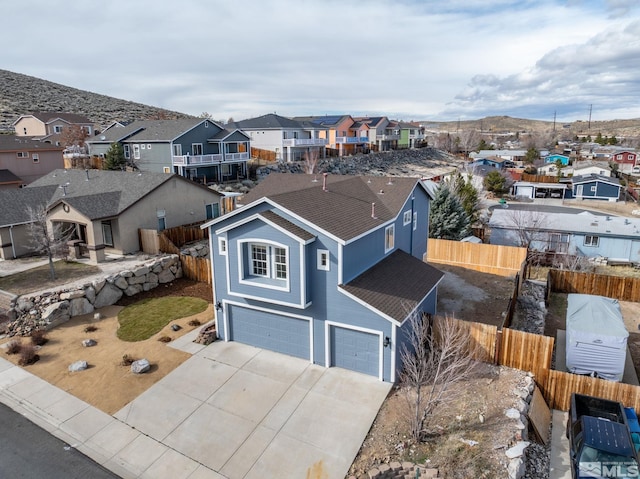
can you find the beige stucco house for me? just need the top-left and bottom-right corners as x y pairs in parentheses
(13, 112), (95, 145)
(2, 169), (224, 262)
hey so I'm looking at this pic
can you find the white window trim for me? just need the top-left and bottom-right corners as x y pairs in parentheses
(163, 167), (171, 173)
(16, 151), (29, 158)
(237, 239), (290, 292)
(32, 153), (39, 163)
(218, 237), (227, 255)
(584, 235), (599, 247)
(192, 143), (203, 155)
(133, 144), (140, 160)
(590, 185), (596, 192)
(141, 144), (146, 149)
(384, 224), (395, 253)
(413, 212), (418, 231)
(147, 144), (152, 149)
(317, 249), (330, 271)
(403, 210), (412, 226)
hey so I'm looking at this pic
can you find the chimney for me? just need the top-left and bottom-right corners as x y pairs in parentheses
(371, 202), (377, 219)
(323, 173), (328, 192)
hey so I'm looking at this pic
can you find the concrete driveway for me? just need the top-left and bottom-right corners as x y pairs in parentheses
(115, 341), (391, 479)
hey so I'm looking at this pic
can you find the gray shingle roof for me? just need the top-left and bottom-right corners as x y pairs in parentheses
(241, 174), (420, 242)
(340, 250), (444, 323)
(259, 210), (315, 242)
(0, 135), (63, 152)
(0, 169), (23, 184)
(571, 173), (620, 186)
(0, 185), (58, 226)
(87, 119), (210, 144)
(232, 114), (306, 130)
(28, 112), (92, 124)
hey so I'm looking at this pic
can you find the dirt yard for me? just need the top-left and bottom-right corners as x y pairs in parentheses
(349, 364), (529, 478)
(0, 278), (215, 414)
(432, 263), (515, 327)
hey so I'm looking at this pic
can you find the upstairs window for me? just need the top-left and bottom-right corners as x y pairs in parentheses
(54, 125), (63, 133)
(32, 154), (39, 163)
(16, 151), (29, 158)
(248, 243), (287, 280)
(385, 224), (395, 253)
(192, 143), (203, 155)
(317, 250), (330, 271)
(584, 235), (599, 247)
(403, 210), (412, 226)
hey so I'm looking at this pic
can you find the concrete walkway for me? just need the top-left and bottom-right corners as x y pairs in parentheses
(549, 410), (571, 479)
(0, 330), (391, 479)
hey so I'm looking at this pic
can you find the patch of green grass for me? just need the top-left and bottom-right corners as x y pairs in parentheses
(0, 261), (101, 294)
(117, 296), (208, 342)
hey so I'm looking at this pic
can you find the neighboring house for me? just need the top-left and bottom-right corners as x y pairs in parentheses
(202, 173), (443, 382)
(566, 161), (611, 178)
(397, 122), (424, 149)
(86, 119), (250, 183)
(0, 169), (24, 190)
(571, 174), (621, 202)
(13, 112), (94, 146)
(544, 154), (571, 166)
(354, 116), (398, 152)
(294, 115), (365, 156)
(489, 209), (640, 263)
(470, 156), (514, 170)
(231, 114), (327, 162)
(511, 181), (568, 200)
(610, 150), (638, 174)
(18, 169), (225, 263)
(469, 150), (528, 164)
(0, 185), (57, 259)
(0, 135), (64, 184)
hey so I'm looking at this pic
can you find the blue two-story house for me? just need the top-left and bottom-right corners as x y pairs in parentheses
(202, 173), (444, 382)
(570, 174), (621, 202)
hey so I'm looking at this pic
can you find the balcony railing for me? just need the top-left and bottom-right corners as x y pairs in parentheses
(409, 133), (425, 140)
(377, 134), (400, 141)
(172, 152), (249, 165)
(336, 136), (369, 144)
(282, 138), (328, 147)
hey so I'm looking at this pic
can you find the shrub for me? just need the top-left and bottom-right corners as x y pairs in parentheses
(18, 344), (39, 366)
(158, 336), (172, 343)
(5, 339), (22, 355)
(30, 329), (48, 346)
(83, 325), (98, 333)
(188, 319), (201, 327)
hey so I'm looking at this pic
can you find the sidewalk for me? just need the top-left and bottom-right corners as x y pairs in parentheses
(0, 329), (224, 479)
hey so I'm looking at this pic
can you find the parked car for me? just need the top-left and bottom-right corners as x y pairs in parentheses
(567, 393), (639, 478)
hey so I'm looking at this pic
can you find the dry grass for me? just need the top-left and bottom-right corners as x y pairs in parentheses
(0, 260), (100, 294)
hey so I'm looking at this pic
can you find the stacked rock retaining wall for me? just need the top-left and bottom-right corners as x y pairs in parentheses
(5, 255), (182, 336)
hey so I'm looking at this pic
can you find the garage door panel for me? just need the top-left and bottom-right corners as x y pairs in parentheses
(229, 306), (310, 360)
(330, 326), (380, 377)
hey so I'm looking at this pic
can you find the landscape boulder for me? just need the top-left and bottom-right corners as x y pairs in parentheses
(70, 298), (94, 317)
(82, 339), (97, 347)
(131, 358), (150, 374)
(68, 360), (88, 372)
(93, 283), (123, 309)
(42, 301), (70, 328)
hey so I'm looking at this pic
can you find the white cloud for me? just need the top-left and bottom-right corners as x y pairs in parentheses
(1, 0), (639, 121)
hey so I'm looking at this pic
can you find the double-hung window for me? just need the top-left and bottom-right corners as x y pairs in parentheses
(249, 243), (287, 280)
(385, 225), (395, 253)
(584, 235), (599, 247)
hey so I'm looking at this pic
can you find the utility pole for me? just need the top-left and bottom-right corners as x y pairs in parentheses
(588, 104), (592, 131)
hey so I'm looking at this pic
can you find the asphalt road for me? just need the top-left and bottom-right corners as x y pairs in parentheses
(0, 402), (120, 479)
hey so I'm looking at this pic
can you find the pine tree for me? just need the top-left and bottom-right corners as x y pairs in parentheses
(103, 143), (126, 170)
(429, 184), (471, 240)
(451, 172), (480, 224)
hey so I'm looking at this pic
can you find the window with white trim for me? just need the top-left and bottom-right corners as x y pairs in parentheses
(590, 186), (596, 192)
(192, 143), (203, 155)
(163, 167), (171, 173)
(249, 243), (287, 279)
(123, 144), (130, 159)
(54, 125), (63, 133)
(218, 237), (227, 255)
(147, 144), (152, 149)
(141, 144), (146, 149)
(317, 250), (330, 271)
(133, 144), (140, 160)
(32, 154), (39, 163)
(403, 210), (412, 226)
(584, 235), (599, 247)
(385, 224), (395, 253)
(16, 151), (29, 158)
(413, 212), (418, 231)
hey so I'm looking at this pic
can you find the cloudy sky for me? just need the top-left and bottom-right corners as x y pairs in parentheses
(3, 0), (640, 122)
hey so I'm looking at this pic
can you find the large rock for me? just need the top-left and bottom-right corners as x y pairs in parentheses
(42, 301), (70, 328)
(127, 274), (146, 285)
(157, 269), (175, 284)
(70, 298), (94, 317)
(92, 279), (106, 294)
(124, 284), (143, 297)
(16, 298), (34, 312)
(131, 359), (150, 374)
(113, 276), (129, 290)
(147, 272), (158, 285)
(84, 286), (96, 304)
(60, 290), (84, 300)
(68, 360), (88, 372)
(506, 441), (530, 459)
(133, 266), (150, 277)
(94, 283), (123, 309)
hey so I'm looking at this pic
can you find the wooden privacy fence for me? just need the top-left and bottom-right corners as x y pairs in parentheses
(433, 316), (498, 364)
(427, 239), (527, 277)
(549, 269), (640, 302)
(522, 173), (560, 183)
(162, 223), (208, 247)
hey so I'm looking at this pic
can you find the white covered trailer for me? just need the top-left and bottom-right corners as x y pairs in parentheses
(565, 294), (628, 382)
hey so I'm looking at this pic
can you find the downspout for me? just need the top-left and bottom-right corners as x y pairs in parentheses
(9, 225), (16, 259)
(410, 195), (415, 255)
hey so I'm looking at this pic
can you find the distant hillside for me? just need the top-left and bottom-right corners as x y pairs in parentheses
(420, 115), (640, 139)
(0, 69), (193, 131)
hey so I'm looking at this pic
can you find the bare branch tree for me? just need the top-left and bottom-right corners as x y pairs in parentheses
(502, 208), (548, 249)
(457, 129), (481, 159)
(303, 147), (320, 174)
(27, 206), (74, 280)
(400, 313), (478, 443)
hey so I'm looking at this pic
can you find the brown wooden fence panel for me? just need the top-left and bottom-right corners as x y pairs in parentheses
(522, 173), (560, 183)
(546, 370), (640, 411)
(179, 254), (211, 284)
(162, 224), (208, 248)
(251, 147), (277, 162)
(499, 328), (554, 398)
(433, 317), (498, 363)
(139, 229), (159, 254)
(426, 239), (527, 277)
(550, 269), (640, 301)
(158, 233), (180, 255)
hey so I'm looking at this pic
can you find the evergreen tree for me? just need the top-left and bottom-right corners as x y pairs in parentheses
(429, 184), (471, 240)
(524, 147), (539, 164)
(451, 172), (480, 224)
(477, 139), (493, 151)
(595, 132), (604, 145)
(103, 143), (126, 170)
(609, 135), (618, 145)
(483, 170), (508, 194)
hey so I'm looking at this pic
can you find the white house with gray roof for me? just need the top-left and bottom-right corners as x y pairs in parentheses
(86, 119), (250, 184)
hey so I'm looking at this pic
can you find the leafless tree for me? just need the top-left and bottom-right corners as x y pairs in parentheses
(27, 206), (74, 280)
(302, 148), (320, 174)
(400, 313), (478, 443)
(61, 124), (89, 149)
(502, 208), (548, 249)
(552, 254), (594, 272)
(458, 129), (481, 158)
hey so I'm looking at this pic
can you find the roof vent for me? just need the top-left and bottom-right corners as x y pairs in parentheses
(322, 173), (328, 192)
(379, 189), (384, 194)
(371, 202), (377, 219)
